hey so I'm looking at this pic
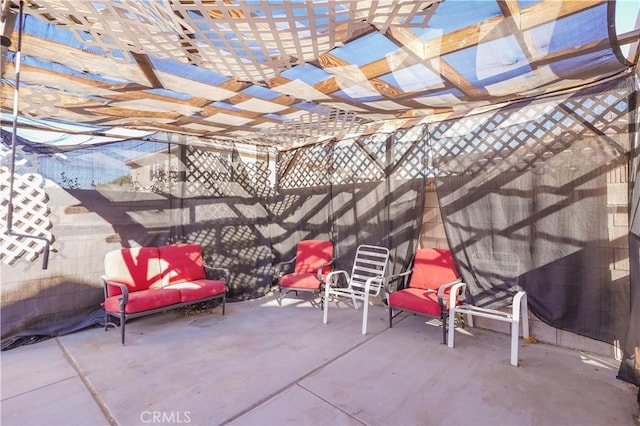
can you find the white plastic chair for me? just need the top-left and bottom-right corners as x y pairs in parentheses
(448, 284), (529, 366)
(445, 251), (530, 366)
(322, 244), (390, 335)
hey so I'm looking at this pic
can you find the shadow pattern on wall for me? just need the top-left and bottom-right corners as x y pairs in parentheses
(174, 125), (428, 299)
(432, 76), (637, 385)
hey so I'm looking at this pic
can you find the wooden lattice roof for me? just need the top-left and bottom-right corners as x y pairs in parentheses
(0, 0), (639, 149)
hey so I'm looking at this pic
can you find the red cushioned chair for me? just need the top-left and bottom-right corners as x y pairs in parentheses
(386, 248), (463, 343)
(276, 240), (334, 305)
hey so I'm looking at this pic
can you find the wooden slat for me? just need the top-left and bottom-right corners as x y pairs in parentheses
(310, 0), (604, 103)
(11, 32), (154, 88)
(385, 27), (488, 99)
(88, 106), (181, 120)
(131, 52), (164, 89)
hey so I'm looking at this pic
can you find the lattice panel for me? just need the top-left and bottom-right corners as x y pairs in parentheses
(561, 91), (631, 135)
(231, 160), (263, 198)
(330, 135), (386, 185)
(430, 88), (630, 176)
(242, 161), (277, 199)
(186, 146), (232, 197)
(29, 0), (439, 84)
(390, 125), (427, 180)
(0, 144), (39, 174)
(28, 1), (186, 63)
(186, 145), (274, 199)
(19, 87), (64, 120)
(278, 125), (427, 188)
(278, 145), (331, 189)
(529, 137), (623, 179)
(262, 107), (371, 148)
(277, 150), (296, 184)
(7, 0), (634, 150)
(0, 168), (52, 265)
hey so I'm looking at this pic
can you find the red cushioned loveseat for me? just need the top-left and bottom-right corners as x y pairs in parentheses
(101, 243), (229, 344)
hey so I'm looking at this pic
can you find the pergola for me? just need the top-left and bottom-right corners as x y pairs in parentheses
(0, 0), (639, 387)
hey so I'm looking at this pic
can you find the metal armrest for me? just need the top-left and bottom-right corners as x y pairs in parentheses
(316, 258), (335, 283)
(325, 270), (349, 288)
(364, 275), (385, 296)
(274, 256), (297, 277)
(204, 265), (231, 284)
(384, 269), (412, 293)
(104, 280), (129, 311)
(445, 281), (467, 309)
(436, 278), (463, 307)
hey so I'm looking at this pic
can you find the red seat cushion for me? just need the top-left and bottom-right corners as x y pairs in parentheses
(388, 288), (442, 317)
(408, 248), (459, 290)
(280, 272), (321, 290)
(104, 288), (181, 314)
(159, 244), (206, 285)
(165, 279), (226, 303)
(294, 240), (333, 275)
(388, 249), (461, 317)
(104, 247), (163, 296)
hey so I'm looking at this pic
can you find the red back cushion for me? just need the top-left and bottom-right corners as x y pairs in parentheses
(294, 240), (333, 275)
(408, 248), (459, 290)
(159, 244), (206, 285)
(104, 247), (162, 296)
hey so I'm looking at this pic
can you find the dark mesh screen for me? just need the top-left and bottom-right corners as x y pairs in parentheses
(1, 77), (637, 388)
(432, 78), (637, 384)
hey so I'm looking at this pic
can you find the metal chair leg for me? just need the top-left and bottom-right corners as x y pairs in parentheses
(120, 312), (126, 345)
(441, 310), (447, 344)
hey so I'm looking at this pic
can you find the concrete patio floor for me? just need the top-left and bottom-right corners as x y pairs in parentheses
(2, 293), (638, 426)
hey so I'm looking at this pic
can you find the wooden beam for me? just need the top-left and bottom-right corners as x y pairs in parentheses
(275, 0), (604, 105)
(131, 52), (164, 89)
(385, 26), (488, 99)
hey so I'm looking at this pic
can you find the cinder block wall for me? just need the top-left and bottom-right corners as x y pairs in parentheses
(420, 166), (630, 359)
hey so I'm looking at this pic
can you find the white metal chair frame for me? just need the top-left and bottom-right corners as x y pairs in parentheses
(447, 282), (529, 366)
(322, 244), (390, 335)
